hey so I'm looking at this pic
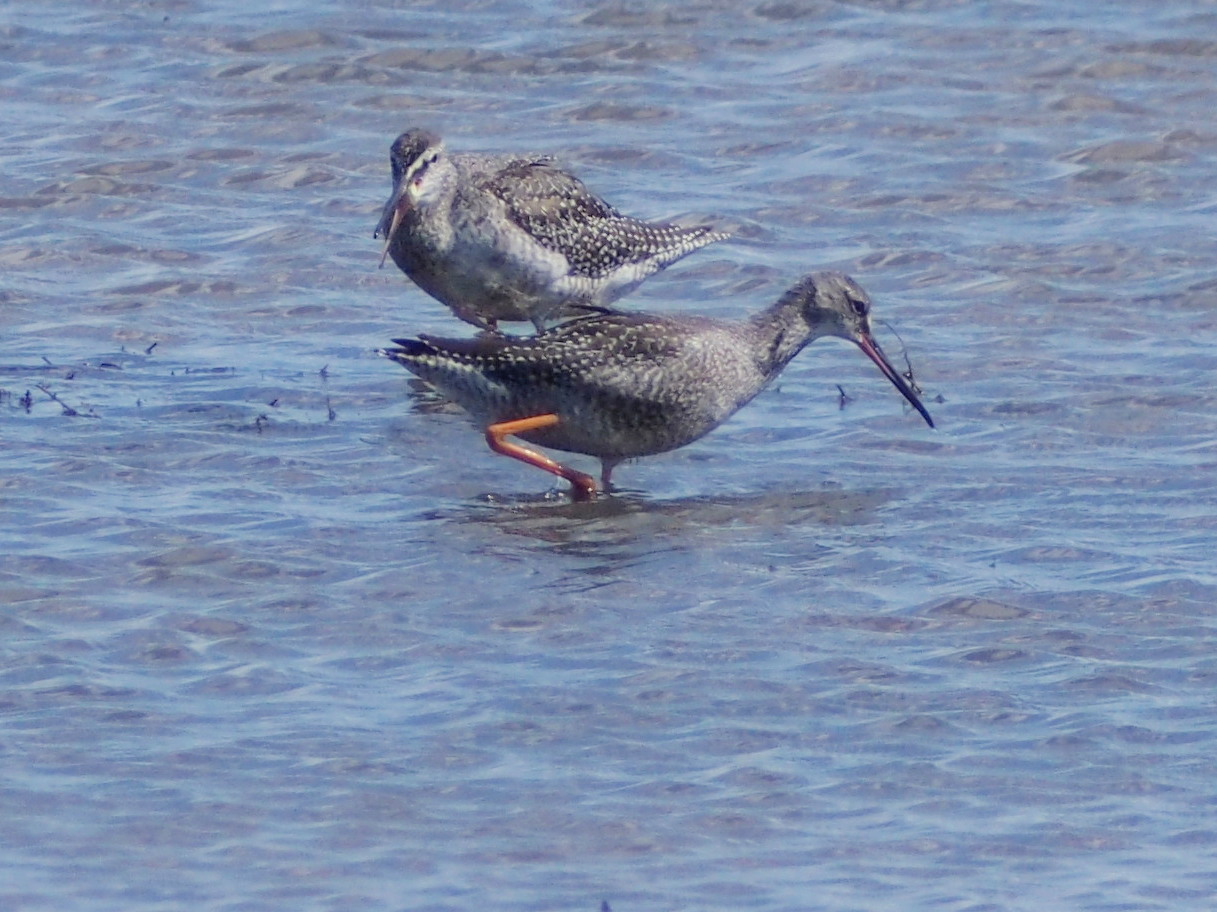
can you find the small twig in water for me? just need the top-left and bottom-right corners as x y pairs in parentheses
(36, 384), (76, 416)
(34, 384), (97, 417)
(836, 384), (853, 411)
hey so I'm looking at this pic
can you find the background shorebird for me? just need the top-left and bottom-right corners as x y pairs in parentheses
(380, 271), (934, 499)
(374, 128), (729, 332)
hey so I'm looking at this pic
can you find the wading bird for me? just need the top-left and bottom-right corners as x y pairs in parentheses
(375, 128), (728, 331)
(381, 271), (934, 500)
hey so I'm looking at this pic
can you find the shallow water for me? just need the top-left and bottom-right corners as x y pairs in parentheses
(3, 0), (1217, 910)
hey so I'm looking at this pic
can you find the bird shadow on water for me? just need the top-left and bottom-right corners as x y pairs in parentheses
(427, 482), (898, 562)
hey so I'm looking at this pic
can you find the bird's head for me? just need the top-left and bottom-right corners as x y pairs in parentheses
(790, 271), (935, 428)
(374, 129), (447, 265)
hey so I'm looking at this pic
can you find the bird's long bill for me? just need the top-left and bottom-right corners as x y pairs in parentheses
(854, 333), (935, 428)
(374, 187), (409, 269)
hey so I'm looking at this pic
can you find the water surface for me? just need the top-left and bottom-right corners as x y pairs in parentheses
(3, 1), (1217, 909)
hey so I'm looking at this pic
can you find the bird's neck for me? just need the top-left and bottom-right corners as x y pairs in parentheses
(412, 157), (459, 215)
(401, 163), (459, 251)
(747, 299), (815, 381)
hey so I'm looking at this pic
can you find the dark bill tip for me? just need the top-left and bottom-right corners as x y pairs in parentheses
(855, 334), (935, 428)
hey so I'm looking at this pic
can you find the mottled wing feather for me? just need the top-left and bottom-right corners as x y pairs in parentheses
(397, 313), (684, 387)
(385, 312), (735, 458)
(480, 160), (621, 221)
(480, 161), (720, 278)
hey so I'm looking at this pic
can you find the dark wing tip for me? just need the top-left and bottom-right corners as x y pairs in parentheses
(379, 338), (436, 364)
(388, 337), (429, 352)
(690, 223), (732, 243)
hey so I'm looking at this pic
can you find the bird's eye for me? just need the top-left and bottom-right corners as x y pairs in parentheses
(410, 152), (440, 185)
(849, 297), (868, 317)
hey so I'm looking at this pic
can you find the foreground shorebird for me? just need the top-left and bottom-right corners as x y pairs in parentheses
(380, 271), (934, 500)
(374, 128), (729, 331)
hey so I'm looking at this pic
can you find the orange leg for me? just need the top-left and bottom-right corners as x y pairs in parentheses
(485, 414), (598, 501)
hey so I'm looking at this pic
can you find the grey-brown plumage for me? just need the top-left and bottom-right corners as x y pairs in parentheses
(380, 271), (934, 498)
(374, 128), (729, 331)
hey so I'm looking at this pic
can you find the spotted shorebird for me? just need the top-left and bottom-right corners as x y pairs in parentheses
(380, 271), (934, 500)
(374, 128), (729, 332)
